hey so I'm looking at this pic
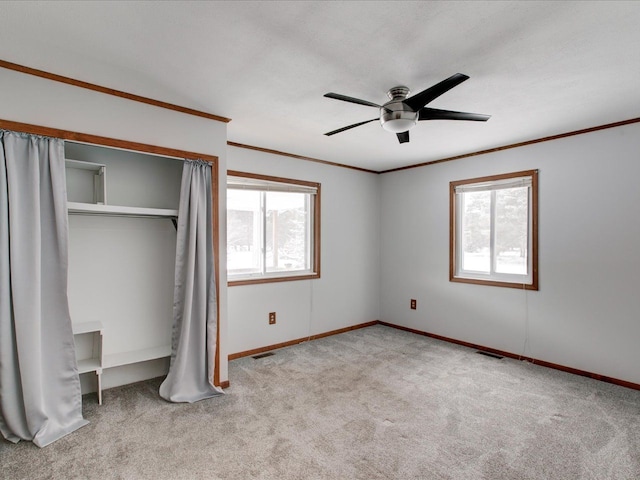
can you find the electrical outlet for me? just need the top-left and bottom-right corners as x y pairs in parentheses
(410, 299), (417, 310)
(269, 312), (276, 325)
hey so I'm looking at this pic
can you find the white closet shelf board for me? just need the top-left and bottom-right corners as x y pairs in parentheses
(103, 345), (171, 369)
(65, 159), (106, 171)
(72, 320), (104, 335)
(67, 202), (178, 218)
(77, 358), (102, 375)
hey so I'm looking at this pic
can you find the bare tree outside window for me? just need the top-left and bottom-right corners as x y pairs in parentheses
(266, 192), (308, 272)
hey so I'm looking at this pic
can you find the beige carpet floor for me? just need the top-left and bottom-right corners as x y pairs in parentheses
(2, 324), (639, 479)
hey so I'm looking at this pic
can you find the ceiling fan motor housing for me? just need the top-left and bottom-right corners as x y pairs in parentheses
(380, 86), (418, 133)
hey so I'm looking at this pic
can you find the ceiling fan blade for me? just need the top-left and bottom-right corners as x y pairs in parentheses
(324, 118), (379, 136)
(419, 107), (491, 122)
(396, 131), (410, 144)
(324, 93), (382, 109)
(404, 73), (469, 111)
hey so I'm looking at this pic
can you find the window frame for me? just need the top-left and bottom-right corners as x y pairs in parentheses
(227, 170), (321, 286)
(450, 169), (538, 290)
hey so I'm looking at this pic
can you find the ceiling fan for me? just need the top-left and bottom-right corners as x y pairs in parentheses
(323, 73), (490, 144)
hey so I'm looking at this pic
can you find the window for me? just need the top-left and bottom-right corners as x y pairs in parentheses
(450, 170), (538, 290)
(227, 171), (320, 285)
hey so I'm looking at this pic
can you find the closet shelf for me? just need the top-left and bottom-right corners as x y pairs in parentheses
(77, 358), (102, 375)
(103, 345), (171, 369)
(67, 202), (178, 218)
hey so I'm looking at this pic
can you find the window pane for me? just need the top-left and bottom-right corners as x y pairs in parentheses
(265, 192), (309, 273)
(495, 187), (528, 274)
(227, 190), (261, 275)
(451, 170), (537, 289)
(461, 191), (491, 273)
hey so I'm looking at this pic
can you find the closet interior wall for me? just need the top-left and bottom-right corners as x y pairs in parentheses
(65, 142), (183, 394)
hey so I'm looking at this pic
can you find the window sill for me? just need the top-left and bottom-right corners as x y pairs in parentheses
(228, 272), (320, 287)
(450, 275), (538, 291)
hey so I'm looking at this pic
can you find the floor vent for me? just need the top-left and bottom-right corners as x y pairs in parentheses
(252, 352), (275, 359)
(476, 351), (503, 360)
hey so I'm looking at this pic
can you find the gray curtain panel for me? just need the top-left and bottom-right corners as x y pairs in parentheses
(0, 130), (88, 447)
(159, 160), (223, 403)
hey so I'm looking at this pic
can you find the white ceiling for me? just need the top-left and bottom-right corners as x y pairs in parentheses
(1, 1), (639, 172)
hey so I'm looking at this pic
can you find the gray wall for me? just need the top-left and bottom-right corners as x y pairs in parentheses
(4, 63), (638, 388)
(380, 121), (640, 384)
(227, 146), (381, 355)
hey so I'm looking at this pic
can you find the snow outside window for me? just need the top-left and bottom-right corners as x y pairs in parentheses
(227, 172), (320, 285)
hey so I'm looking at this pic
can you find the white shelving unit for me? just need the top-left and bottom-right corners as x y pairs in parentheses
(65, 159), (107, 204)
(104, 345), (172, 369)
(66, 156), (177, 404)
(72, 318), (171, 405)
(66, 158), (178, 219)
(72, 321), (104, 405)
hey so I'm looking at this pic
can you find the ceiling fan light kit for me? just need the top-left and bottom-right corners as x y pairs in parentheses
(324, 73), (491, 144)
(380, 87), (418, 133)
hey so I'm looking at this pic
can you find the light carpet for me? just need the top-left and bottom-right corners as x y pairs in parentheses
(2, 324), (639, 479)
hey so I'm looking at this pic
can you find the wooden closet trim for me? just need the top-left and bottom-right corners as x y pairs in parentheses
(0, 119), (218, 162)
(0, 59), (231, 124)
(0, 118), (223, 387)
